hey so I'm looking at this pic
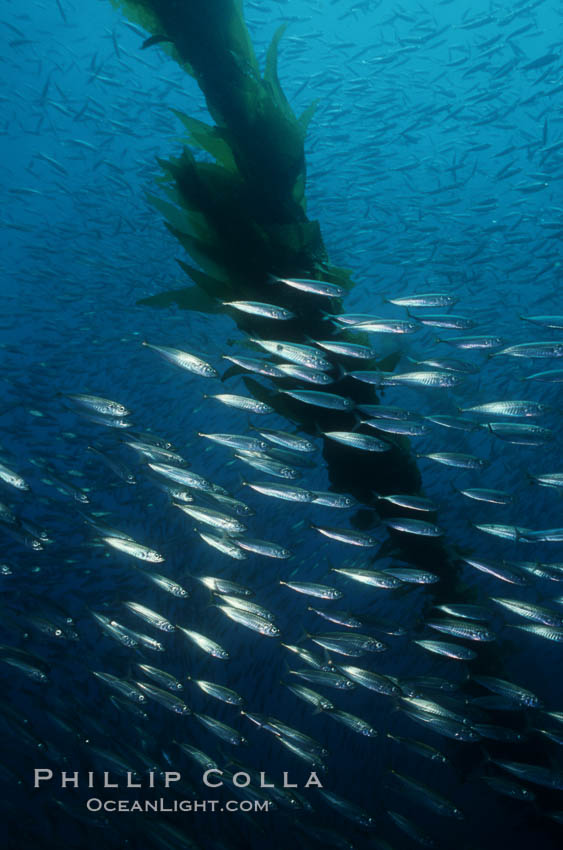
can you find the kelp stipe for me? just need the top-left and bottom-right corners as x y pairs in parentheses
(106, 0), (508, 677)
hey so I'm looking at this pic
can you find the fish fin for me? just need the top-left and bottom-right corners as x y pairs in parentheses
(331, 362), (348, 382)
(221, 364), (246, 382)
(141, 34), (174, 50)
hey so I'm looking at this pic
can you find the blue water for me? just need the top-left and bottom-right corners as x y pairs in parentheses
(1, 1), (563, 848)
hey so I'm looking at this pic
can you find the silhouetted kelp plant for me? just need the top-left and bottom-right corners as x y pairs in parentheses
(106, 0), (489, 617)
(103, 1), (563, 829)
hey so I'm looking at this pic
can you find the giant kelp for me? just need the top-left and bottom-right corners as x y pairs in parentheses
(106, 1), (505, 670)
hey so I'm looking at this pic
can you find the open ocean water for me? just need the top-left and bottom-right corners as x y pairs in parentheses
(1, 1), (563, 849)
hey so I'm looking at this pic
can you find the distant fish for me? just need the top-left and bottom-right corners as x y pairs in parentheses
(523, 52), (559, 72)
(520, 315), (563, 330)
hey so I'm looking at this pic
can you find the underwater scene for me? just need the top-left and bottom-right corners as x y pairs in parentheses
(2, 0), (563, 848)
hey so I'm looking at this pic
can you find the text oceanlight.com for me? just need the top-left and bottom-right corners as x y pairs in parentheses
(85, 798), (271, 813)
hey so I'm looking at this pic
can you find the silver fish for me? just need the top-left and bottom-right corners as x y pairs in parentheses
(312, 524), (379, 547)
(485, 422), (553, 445)
(281, 389), (354, 411)
(280, 581), (343, 600)
(250, 426), (315, 453)
(385, 518), (443, 537)
(327, 709), (377, 737)
(205, 393), (274, 414)
(426, 618), (496, 641)
(339, 666), (401, 696)
(178, 628), (229, 659)
(375, 493), (437, 512)
(491, 597), (563, 627)
(381, 370), (462, 388)
(462, 400), (549, 417)
(308, 607), (363, 628)
(0, 462), (29, 491)
(197, 576), (252, 596)
(141, 571), (189, 598)
(147, 462), (224, 494)
(223, 300), (295, 320)
(277, 364), (333, 384)
(311, 491), (358, 508)
(190, 679), (243, 705)
(135, 681), (190, 715)
(217, 595), (276, 622)
(420, 452), (488, 469)
(198, 432), (268, 452)
(436, 335), (504, 349)
(250, 339), (332, 371)
(323, 431), (390, 452)
(524, 368), (563, 382)
(197, 530), (247, 560)
(64, 393), (130, 417)
(142, 342), (218, 377)
(221, 354), (285, 377)
(273, 275), (345, 298)
(235, 537), (291, 559)
(244, 480), (313, 502)
(492, 341), (563, 359)
(123, 601), (175, 633)
(520, 315), (563, 329)
(463, 556), (528, 585)
(193, 712), (247, 745)
(174, 503), (246, 533)
(284, 682), (334, 711)
(314, 339), (376, 359)
(413, 314), (474, 329)
(137, 664), (183, 691)
(217, 605), (281, 636)
(309, 632), (387, 656)
(387, 293), (458, 308)
(102, 536), (164, 563)
(345, 318), (420, 334)
(413, 640), (477, 661)
(234, 450), (299, 479)
(289, 669), (355, 690)
(331, 567), (404, 588)
(473, 524), (534, 541)
(457, 488), (513, 504)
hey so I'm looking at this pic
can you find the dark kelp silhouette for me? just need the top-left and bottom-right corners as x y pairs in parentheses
(100, 3), (563, 841)
(107, 0), (506, 673)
